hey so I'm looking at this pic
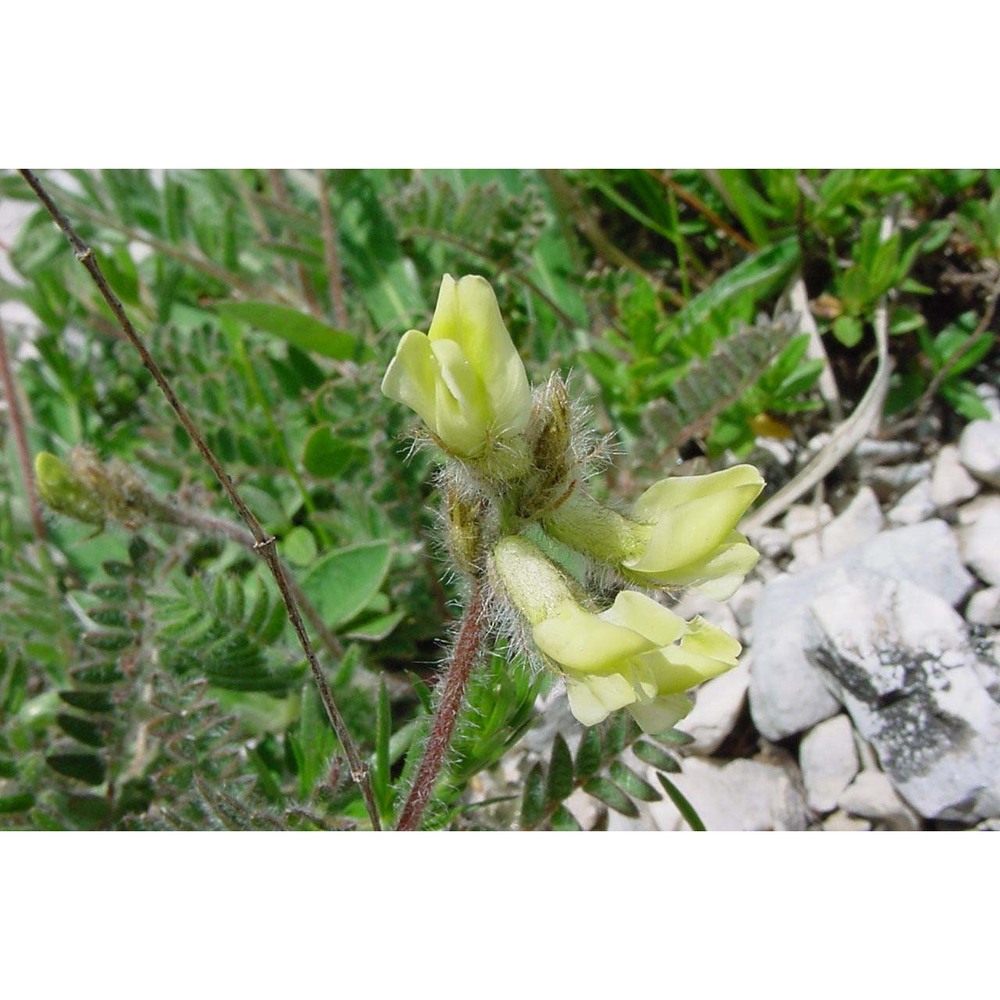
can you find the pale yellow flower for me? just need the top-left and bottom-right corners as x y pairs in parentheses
(543, 465), (764, 600)
(491, 535), (742, 732)
(381, 274), (532, 462)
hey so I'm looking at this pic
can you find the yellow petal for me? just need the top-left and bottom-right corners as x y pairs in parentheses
(380, 329), (439, 432)
(565, 672), (638, 726)
(632, 465), (764, 517)
(628, 466), (764, 574)
(627, 693), (692, 735)
(533, 601), (656, 675)
(599, 590), (687, 647)
(639, 616), (742, 694)
(429, 274), (531, 437)
(629, 532), (760, 599)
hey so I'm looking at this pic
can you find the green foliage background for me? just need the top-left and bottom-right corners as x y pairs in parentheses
(0, 169), (996, 829)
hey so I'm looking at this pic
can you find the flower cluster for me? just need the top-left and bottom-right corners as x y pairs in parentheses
(383, 274), (764, 733)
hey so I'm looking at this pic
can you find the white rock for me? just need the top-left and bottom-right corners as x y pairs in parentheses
(976, 383), (1000, 420)
(747, 525), (791, 560)
(855, 438), (922, 463)
(930, 444), (980, 507)
(748, 571), (842, 740)
(838, 770), (921, 830)
(960, 506), (1000, 586)
(676, 658), (750, 755)
(799, 714), (860, 813)
(607, 807), (658, 831)
(966, 587), (1000, 627)
(887, 479), (935, 526)
(564, 787), (601, 830)
(809, 575), (1000, 822)
(864, 461), (932, 495)
(959, 419), (1000, 488)
(956, 493), (1000, 526)
(749, 520), (974, 740)
(670, 589), (740, 639)
(785, 503), (834, 570)
(648, 757), (811, 831)
(852, 519), (973, 606)
(822, 486), (884, 556)
(822, 809), (872, 831)
(729, 579), (764, 629)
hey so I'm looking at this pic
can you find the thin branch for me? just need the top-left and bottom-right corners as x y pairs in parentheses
(396, 578), (487, 831)
(0, 315), (46, 540)
(157, 501), (345, 661)
(19, 168), (381, 831)
(317, 171), (350, 330)
(648, 170), (758, 254)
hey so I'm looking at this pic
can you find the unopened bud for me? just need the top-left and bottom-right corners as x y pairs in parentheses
(35, 451), (106, 527)
(444, 480), (491, 576)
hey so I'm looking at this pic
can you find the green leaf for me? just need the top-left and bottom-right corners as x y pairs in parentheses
(601, 711), (631, 757)
(942, 379), (992, 421)
(295, 685), (337, 799)
(71, 663), (124, 686)
(609, 760), (662, 802)
(46, 752), (107, 786)
(83, 630), (134, 653)
(550, 805), (582, 831)
(667, 236), (800, 347)
(832, 315), (864, 348)
(216, 301), (361, 361)
(583, 776), (639, 818)
(574, 726), (602, 778)
(657, 772), (706, 831)
(280, 526), (318, 567)
(656, 728), (695, 747)
(58, 690), (114, 713)
(57, 713), (106, 749)
(301, 427), (368, 479)
(633, 739), (681, 773)
(301, 541), (392, 628)
(373, 678), (394, 821)
(0, 791), (35, 814)
(520, 763), (547, 828)
(545, 734), (575, 807)
(345, 609), (405, 642)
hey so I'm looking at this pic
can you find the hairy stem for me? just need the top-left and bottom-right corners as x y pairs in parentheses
(396, 579), (488, 831)
(0, 316), (46, 541)
(20, 168), (381, 831)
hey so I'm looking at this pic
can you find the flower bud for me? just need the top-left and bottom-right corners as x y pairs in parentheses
(443, 481), (491, 577)
(381, 275), (533, 473)
(35, 451), (107, 527)
(35, 448), (160, 530)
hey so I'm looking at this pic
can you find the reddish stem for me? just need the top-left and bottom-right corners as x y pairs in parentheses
(396, 580), (487, 831)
